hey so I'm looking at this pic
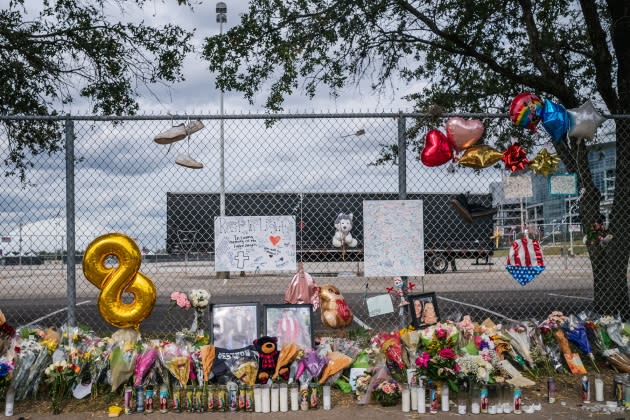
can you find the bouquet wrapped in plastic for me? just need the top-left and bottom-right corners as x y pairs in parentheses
(159, 342), (190, 388)
(109, 341), (138, 392)
(590, 316), (630, 372)
(561, 315), (599, 373)
(134, 345), (158, 386)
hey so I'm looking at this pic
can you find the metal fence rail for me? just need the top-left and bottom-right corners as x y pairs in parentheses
(0, 113), (627, 335)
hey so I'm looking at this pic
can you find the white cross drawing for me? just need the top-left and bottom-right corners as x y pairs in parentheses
(234, 251), (250, 269)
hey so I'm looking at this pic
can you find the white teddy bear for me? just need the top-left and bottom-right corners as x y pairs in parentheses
(332, 213), (358, 248)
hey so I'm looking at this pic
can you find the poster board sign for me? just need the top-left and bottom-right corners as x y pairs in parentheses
(363, 200), (424, 277)
(214, 216), (296, 272)
(549, 173), (578, 196)
(503, 175), (533, 199)
(366, 294), (395, 317)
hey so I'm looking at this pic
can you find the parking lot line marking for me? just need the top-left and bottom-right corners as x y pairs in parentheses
(437, 296), (519, 322)
(19, 300), (92, 328)
(546, 293), (592, 301)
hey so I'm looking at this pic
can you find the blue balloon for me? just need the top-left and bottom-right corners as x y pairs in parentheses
(541, 99), (570, 141)
(506, 265), (545, 286)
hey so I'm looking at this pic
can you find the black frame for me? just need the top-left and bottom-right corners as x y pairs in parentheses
(408, 292), (440, 328)
(211, 303), (259, 349)
(263, 304), (314, 350)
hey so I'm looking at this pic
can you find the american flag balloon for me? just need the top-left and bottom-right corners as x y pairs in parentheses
(506, 236), (545, 286)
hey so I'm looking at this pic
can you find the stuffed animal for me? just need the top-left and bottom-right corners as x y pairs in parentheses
(319, 284), (353, 329)
(332, 213), (358, 248)
(253, 336), (279, 384)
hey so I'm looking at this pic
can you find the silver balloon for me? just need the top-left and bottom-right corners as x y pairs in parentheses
(567, 100), (606, 140)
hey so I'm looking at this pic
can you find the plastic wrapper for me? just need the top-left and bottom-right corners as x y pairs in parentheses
(200, 344), (216, 382)
(272, 343), (300, 381)
(318, 351), (352, 385)
(160, 342), (190, 388)
(11, 337), (45, 401)
(134, 346), (158, 386)
(110, 344), (138, 392)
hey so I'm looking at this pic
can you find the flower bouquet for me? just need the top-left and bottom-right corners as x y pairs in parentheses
(457, 353), (496, 384)
(589, 317), (630, 372)
(0, 361), (13, 398)
(561, 315), (600, 373)
(355, 370), (372, 403)
(599, 316), (630, 356)
(458, 315), (479, 355)
(416, 323), (460, 391)
(44, 360), (80, 414)
(189, 289), (211, 335)
(372, 379), (402, 407)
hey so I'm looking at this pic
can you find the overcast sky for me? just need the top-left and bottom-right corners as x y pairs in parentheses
(0, 1), (503, 255)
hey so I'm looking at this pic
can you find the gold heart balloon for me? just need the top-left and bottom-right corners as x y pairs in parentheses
(458, 145), (504, 169)
(82, 233), (157, 330)
(529, 148), (560, 177)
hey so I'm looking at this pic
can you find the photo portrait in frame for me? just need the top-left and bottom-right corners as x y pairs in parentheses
(408, 293), (439, 328)
(211, 303), (259, 349)
(264, 304), (314, 350)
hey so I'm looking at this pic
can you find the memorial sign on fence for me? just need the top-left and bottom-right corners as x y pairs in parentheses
(214, 216), (296, 272)
(503, 175), (533, 199)
(363, 200), (424, 277)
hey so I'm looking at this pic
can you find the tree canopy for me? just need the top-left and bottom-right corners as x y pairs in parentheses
(1, 0), (193, 180)
(203, 0), (630, 316)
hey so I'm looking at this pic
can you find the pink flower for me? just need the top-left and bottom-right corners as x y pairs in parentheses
(416, 352), (430, 368)
(381, 383), (392, 394)
(170, 291), (191, 309)
(436, 328), (448, 340)
(453, 363), (461, 373)
(438, 348), (456, 360)
(474, 335), (482, 349)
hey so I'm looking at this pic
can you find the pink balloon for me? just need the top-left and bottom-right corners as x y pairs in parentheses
(445, 117), (485, 152)
(420, 129), (453, 167)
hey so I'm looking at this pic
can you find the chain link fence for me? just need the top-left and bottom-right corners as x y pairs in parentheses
(0, 113), (627, 335)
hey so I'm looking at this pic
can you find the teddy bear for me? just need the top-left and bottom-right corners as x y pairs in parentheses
(332, 213), (358, 248)
(319, 284), (353, 329)
(253, 336), (279, 384)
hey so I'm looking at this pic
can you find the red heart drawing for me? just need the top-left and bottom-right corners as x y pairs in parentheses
(445, 117), (484, 152)
(269, 235), (281, 246)
(420, 129), (453, 167)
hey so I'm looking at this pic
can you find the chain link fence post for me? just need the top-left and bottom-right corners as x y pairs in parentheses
(65, 117), (77, 327)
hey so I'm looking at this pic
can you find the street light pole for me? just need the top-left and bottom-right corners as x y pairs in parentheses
(216, 2), (229, 280)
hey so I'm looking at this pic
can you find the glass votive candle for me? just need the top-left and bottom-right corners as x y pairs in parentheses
(401, 384), (411, 412)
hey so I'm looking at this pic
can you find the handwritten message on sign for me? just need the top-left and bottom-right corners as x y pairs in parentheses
(503, 174), (533, 199)
(549, 173), (578, 196)
(214, 216), (296, 272)
(363, 200), (425, 277)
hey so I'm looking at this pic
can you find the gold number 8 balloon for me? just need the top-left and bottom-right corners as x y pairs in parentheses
(82, 233), (157, 330)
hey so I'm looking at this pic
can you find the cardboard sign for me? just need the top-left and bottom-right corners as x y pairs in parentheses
(214, 216), (296, 272)
(363, 200), (425, 277)
(549, 173), (578, 195)
(503, 175), (533, 199)
(366, 294), (395, 317)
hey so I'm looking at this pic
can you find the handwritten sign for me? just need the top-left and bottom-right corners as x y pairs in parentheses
(549, 173), (578, 195)
(366, 294), (395, 317)
(214, 216), (296, 272)
(503, 175), (533, 199)
(363, 200), (424, 277)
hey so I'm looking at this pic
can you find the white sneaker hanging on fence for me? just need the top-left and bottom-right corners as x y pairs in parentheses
(154, 120), (204, 144)
(175, 154), (204, 169)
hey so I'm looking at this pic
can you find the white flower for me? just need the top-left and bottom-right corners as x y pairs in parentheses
(189, 289), (211, 308)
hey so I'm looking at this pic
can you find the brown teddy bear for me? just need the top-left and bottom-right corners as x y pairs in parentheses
(253, 336), (279, 384)
(319, 284), (353, 329)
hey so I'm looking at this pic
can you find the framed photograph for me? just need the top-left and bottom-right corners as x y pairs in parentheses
(211, 303), (259, 349)
(408, 293), (439, 328)
(264, 304), (314, 350)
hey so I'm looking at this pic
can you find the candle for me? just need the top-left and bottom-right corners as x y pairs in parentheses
(270, 384), (279, 412)
(417, 384), (426, 414)
(594, 375), (604, 402)
(441, 382), (449, 412)
(253, 385), (262, 413)
(279, 384), (289, 412)
(290, 385), (299, 411)
(402, 385), (411, 412)
(261, 385), (270, 413)
(471, 401), (480, 414)
(488, 404), (497, 414)
(410, 385), (418, 411)
(323, 385), (331, 410)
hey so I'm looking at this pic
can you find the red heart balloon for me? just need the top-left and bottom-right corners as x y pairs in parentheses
(420, 129), (453, 167)
(446, 117), (485, 152)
